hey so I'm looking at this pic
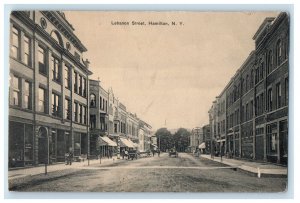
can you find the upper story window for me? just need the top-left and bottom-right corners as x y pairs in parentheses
(90, 94), (96, 107)
(276, 83), (282, 109)
(74, 71), (78, 93)
(11, 27), (20, 59)
(23, 35), (31, 66)
(276, 39), (283, 66)
(74, 102), (78, 122)
(267, 88), (273, 112)
(83, 78), (86, 97)
(52, 92), (61, 117)
(38, 45), (47, 75)
(38, 87), (46, 113)
(51, 56), (61, 83)
(260, 59), (264, 80)
(64, 65), (71, 89)
(11, 75), (20, 106)
(24, 81), (32, 110)
(51, 30), (64, 47)
(267, 50), (273, 74)
(65, 98), (71, 120)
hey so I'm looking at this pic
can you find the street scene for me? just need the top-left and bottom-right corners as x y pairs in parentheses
(9, 152), (286, 192)
(8, 10), (289, 193)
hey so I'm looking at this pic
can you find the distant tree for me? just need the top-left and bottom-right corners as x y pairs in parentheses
(173, 128), (191, 152)
(155, 128), (172, 152)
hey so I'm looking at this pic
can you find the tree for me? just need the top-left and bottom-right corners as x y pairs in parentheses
(173, 128), (191, 152)
(155, 128), (172, 152)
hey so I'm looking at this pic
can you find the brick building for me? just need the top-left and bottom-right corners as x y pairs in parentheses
(9, 11), (92, 167)
(208, 12), (289, 165)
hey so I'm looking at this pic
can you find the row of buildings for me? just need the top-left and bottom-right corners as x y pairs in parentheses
(206, 12), (289, 165)
(9, 11), (154, 168)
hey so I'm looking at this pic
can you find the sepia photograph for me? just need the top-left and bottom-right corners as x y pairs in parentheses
(7, 8), (290, 194)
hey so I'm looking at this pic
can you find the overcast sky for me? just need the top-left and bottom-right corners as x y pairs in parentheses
(64, 11), (279, 131)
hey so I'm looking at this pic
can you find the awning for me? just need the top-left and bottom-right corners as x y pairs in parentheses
(120, 138), (135, 148)
(97, 136), (117, 147)
(132, 142), (139, 148)
(217, 139), (226, 143)
(199, 142), (206, 149)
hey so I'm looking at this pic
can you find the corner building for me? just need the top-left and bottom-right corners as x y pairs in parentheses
(9, 11), (92, 167)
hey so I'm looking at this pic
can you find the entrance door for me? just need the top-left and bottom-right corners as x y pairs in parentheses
(279, 120), (288, 165)
(38, 127), (48, 164)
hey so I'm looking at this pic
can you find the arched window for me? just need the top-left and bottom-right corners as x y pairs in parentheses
(267, 50), (273, 74)
(90, 94), (96, 107)
(276, 39), (282, 66)
(51, 30), (64, 47)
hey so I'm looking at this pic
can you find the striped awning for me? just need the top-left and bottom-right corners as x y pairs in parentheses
(120, 138), (135, 148)
(97, 136), (117, 147)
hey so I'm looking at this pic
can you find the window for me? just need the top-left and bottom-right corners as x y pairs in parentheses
(38, 87), (46, 112)
(267, 88), (273, 112)
(51, 56), (60, 83)
(285, 78), (288, 106)
(24, 81), (32, 109)
(74, 102), (78, 122)
(90, 94), (96, 107)
(79, 75), (83, 95)
(11, 27), (20, 59)
(100, 96), (102, 109)
(74, 71), (78, 93)
(64, 65), (70, 89)
(276, 83), (281, 109)
(52, 92), (60, 117)
(38, 46), (46, 74)
(83, 78), (86, 97)
(79, 104), (83, 123)
(65, 98), (71, 120)
(260, 59), (264, 80)
(83, 106), (86, 124)
(267, 50), (273, 74)
(11, 75), (20, 106)
(90, 115), (96, 129)
(276, 39), (282, 66)
(246, 103), (249, 121)
(250, 70), (254, 88)
(23, 35), (31, 66)
(250, 100), (253, 118)
(255, 68), (259, 84)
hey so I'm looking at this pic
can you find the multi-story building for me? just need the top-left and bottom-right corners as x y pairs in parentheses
(89, 79), (113, 158)
(9, 11), (92, 167)
(127, 112), (139, 145)
(208, 12), (289, 165)
(138, 120), (152, 152)
(190, 127), (202, 152)
(202, 124), (211, 154)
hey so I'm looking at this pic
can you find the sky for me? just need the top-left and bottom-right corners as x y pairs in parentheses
(64, 11), (279, 131)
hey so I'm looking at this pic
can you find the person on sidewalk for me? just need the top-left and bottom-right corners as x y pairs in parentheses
(66, 148), (73, 165)
(157, 149), (160, 157)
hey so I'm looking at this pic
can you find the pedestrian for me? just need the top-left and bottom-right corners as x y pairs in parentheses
(157, 149), (160, 157)
(122, 149), (125, 160)
(66, 148), (73, 165)
(152, 150), (155, 157)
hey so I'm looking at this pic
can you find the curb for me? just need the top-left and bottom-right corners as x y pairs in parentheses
(201, 156), (287, 178)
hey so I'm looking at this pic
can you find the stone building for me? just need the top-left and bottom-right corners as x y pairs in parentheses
(208, 12), (289, 165)
(9, 11), (92, 167)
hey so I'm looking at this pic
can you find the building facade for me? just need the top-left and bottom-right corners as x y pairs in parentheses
(9, 11), (92, 168)
(208, 12), (289, 165)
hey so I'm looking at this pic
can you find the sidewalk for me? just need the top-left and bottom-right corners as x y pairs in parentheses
(8, 156), (124, 181)
(200, 154), (287, 178)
